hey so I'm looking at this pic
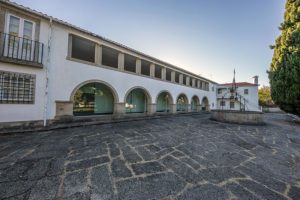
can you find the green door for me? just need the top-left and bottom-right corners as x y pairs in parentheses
(94, 84), (114, 114)
(156, 92), (170, 112)
(177, 95), (187, 112)
(191, 97), (198, 112)
(126, 89), (147, 113)
(73, 82), (114, 116)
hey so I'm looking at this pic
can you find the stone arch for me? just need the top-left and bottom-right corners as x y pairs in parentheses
(70, 80), (119, 116)
(191, 95), (200, 112)
(156, 90), (174, 113)
(202, 96), (210, 111)
(70, 80), (119, 103)
(124, 86), (152, 113)
(176, 93), (189, 112)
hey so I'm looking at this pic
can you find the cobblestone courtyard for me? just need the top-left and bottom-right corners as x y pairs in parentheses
(0, 113), (300, 200)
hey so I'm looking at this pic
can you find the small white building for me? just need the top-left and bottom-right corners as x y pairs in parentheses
(216, 81), (260, 112)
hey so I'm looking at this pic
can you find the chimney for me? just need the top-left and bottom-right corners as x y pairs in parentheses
(253, 75), (258, 85)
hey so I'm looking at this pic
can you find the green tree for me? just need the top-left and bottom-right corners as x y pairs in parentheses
(258, 86), (274, 107)
(268, 0), (300, 116)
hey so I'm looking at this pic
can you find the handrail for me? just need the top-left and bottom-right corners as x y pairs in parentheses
(0, 32), (44, 65)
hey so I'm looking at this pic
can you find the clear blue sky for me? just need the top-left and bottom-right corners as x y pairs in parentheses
(14, 0), (285, 86)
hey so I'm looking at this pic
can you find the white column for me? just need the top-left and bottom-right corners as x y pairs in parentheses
(197, 80), (201, 88)
(150, 63), (155, 77)
(186, 77), (190, 86)
(114, 103), (126, 118)
(136, 59), (141, 74)
(179, 74), (183, 84)
(171, 71), (175, 82)
(118, 52), (124, 71)
(162, 68), (166, 80)
(95, 45), (102, 65)
(192, 79), (196, 87)
(147, 104), (156, 116)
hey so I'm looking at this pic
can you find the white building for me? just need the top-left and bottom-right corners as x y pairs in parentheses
(216, 82), (260, 112)
(0, 1), (259, 128)
(0, 1), (215, 126)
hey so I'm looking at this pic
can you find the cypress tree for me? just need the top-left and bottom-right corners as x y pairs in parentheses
(269, 0), (300, 116)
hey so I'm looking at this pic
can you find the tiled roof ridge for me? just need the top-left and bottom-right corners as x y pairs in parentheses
(218, 82), (258, 86)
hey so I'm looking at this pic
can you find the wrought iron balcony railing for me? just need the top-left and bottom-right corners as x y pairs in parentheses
(0, 32), (44, 67)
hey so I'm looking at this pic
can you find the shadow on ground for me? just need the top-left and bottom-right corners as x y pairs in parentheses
(0, 113), (299, 199)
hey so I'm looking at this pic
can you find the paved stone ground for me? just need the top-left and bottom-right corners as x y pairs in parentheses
(0, 113), (300, 200)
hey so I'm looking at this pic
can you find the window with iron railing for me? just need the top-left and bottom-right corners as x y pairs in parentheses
(0, 32), (44, 65)
(0, 70), (35, 104)
(0, 14), (44, 65)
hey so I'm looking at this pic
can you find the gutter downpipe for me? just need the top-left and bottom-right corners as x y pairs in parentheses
(43, 17), (53, 127)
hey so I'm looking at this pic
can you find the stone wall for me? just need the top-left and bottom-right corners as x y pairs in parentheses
(211, 110), (264, 125)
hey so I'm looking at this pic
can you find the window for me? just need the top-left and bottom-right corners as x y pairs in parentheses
(8, 14), (35, 40)
(244, 89), (249, 95)
(155, 65), (162, 79)
(230, 101), (235, 109)
(141, 60), (150, 76)
(175, 72), (180, 83)
(71, 35), (95, 63)
(102, 46), (118, 68)
(218, 89), (222, 94)
(0, 71), (35, 104)
(212, 86), (214, 91)
(124, 54), (136, 73)
(8, 16), (20, 37)
(220, 101), (225, 106)
(4, 14), (36, 61)
(189, 78), (193, 87)
(183, 75), (186, 85)
(166, 68), (172, 81)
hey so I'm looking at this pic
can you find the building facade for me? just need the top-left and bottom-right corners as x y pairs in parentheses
(0, 1), (220, 126)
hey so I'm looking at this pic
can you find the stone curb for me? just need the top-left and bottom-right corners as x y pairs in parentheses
(0, 112), (210, 135)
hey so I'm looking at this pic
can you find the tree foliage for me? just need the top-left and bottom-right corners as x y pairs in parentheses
(258, 86), (275, 107)
(268, 0), (300, 116)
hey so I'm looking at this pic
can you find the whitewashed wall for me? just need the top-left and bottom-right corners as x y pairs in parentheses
(0, 19), (217, 123)
(216, 86), (259, 111)
(0, 18), (50, 123)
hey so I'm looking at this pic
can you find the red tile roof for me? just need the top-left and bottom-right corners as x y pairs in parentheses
(218, 82), (258, 87)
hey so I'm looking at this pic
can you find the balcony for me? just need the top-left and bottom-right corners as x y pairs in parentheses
(0, 32), (44, 68)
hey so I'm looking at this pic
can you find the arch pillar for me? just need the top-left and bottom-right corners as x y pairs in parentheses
(170, 104), (177, 113)
(196, 104), (202, 112)
(114, 102), (126, 118)
(147, 103), (157, 116)
(55, 100), (73, 120)
(201, 97), (210, 111)
(187, 104), (192, 112)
